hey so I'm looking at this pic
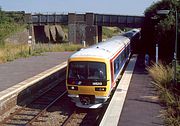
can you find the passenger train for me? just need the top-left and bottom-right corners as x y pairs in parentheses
(66, 29), (140, 108)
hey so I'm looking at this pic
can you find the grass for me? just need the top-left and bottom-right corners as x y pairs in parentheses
(147, 62), (180, 126)
(0, 43), (82, 63)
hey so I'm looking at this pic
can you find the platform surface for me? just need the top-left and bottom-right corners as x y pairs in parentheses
(118, 55), (163, 126)
(0, 52), (73, 92)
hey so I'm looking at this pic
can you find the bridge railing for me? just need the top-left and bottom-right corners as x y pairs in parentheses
(94, 14), (144, 28)
(31, 14), (68, 25)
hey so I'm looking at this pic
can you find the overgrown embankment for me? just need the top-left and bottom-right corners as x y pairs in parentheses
(0, 9), (26, 46)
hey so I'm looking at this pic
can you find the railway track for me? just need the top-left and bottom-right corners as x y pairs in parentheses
(62, 107), (104, 126)
(0, 78), (70, 126)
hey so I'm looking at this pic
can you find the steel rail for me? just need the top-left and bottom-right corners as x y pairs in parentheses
(62, 111), (77, 126)
(0, 78), (65, 125)
(25, 91), (67, 126)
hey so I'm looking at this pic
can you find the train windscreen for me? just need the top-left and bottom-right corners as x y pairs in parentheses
(67, 61), (107, 86)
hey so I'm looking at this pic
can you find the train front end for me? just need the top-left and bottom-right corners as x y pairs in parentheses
(66, 58), (111, 108)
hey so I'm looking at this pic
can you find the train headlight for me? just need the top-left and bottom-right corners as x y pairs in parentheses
(95, 87), (106, 91)
(68, 86), (78, 90)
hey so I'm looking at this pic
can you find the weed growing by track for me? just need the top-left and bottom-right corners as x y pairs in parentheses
(147, 62), (180, 126)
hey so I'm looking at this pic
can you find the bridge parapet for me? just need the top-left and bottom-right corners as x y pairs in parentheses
(31, 14), (68, 25)
(94, 14), (144, 28)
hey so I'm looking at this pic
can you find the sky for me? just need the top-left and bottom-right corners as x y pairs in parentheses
(0, 0), (159, 16)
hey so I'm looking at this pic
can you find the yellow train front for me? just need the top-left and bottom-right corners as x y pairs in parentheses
(66, 35), (132, 108)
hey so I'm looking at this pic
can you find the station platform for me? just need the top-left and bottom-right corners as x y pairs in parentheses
(0, 52), (73, 92)
(100, 54), (164, 126)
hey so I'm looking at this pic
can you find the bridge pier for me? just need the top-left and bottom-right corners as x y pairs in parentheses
(68, 13), (102, 46)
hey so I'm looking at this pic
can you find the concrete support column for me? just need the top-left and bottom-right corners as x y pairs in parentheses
(44, 25), (50, 42)
(68, 12), (101, 45)
(68, 13), (76, 44)
(49, 25), (56, 42)
(68, 13), (87, 44)
(85, 13), (98, 45)
(85, 25), (98, 45)
(98, 26), (102, 42)
(75, 23), (86, 44)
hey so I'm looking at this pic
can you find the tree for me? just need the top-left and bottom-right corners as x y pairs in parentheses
(141, 0), (180, 62)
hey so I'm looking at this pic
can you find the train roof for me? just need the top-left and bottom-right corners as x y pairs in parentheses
(69, 35), (130, 60)
(122, 29), (140, 39)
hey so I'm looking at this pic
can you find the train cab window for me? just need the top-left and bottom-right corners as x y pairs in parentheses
(69, 62), (86, 80)
(88, 62), (106, 80)
(68, 61), (107, 85)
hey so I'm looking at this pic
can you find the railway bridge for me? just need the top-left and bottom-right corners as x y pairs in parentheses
(27, 13), (144, 45)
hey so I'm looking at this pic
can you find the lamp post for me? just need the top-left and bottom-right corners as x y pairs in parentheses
(174, 10), (178, 84)
(157, 9), (178, 84)
(151, 16), (160, 65)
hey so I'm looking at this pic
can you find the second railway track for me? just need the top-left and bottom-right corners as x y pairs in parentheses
(0, 77), (74, 126)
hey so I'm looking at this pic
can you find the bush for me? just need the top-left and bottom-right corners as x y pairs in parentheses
(148, 62), (173, 88)
(147, 62), (180, 126)
(0, 9), (25, 45)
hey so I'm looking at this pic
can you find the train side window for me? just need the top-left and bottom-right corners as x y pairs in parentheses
(117, 59), (120, 70)
(125, 47), (127, 58)
(114, 62), (116, 75)
(118, 54), (122, 67)
(122, 50), (125, 61)
(126, 45), (129, 56)
(114, 54), (121, 79)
